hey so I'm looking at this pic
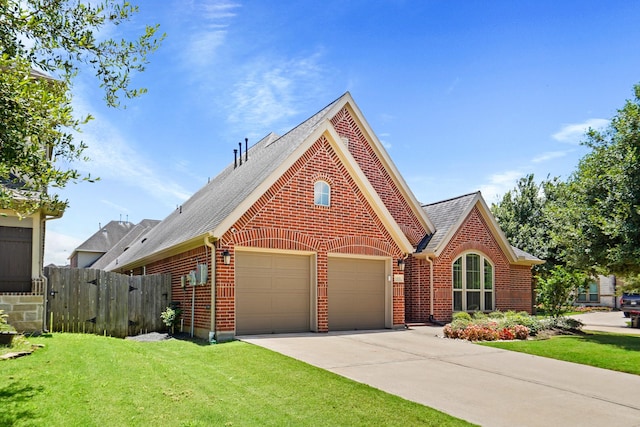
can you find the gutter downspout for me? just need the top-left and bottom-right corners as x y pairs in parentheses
(204, 233), (217, 342)
(426, 256), (435, 322)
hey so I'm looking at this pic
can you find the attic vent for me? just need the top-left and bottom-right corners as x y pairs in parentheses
(341, 136), (350, 150)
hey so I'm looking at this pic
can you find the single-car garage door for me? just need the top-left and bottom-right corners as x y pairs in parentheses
(328, 257), (386, 330)
(236, 251), (311, 335)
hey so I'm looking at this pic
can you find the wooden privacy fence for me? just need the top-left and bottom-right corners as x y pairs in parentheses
(45, 267), (171, 338)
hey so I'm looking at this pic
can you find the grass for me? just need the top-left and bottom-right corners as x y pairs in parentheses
(0, 334), (473, 427)
(481, 331), (640, 375)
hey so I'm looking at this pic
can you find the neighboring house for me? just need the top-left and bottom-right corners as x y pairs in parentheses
(575, 275), (618, 308)
(105, 93), (542, 341)
(91, 219), (160, 270)
(69, 220), (135, 268)
(0, 205), (63, 332)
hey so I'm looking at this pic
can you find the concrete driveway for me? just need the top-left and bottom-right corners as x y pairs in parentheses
(572, 310), (640, 335)
(241, 325), (640, 427)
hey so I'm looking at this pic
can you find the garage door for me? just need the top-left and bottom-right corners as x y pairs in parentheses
(328, 257), (386, 330)
(236, 251), (311, 335)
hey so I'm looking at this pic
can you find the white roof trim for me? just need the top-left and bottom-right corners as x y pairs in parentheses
(324, 125), (414, 253)
(340, 93), (435, 234)
(427, 193), (519, 263)
(211, 120), (414, 254)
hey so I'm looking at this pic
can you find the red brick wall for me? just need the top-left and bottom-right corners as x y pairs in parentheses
(508, 265), (534, 313)
(146, 246), (212, 334)
(331, 107), (427, 245)
(142, 130), (409, 338)
(405, 206), (533, 323)
(217, 134), (406, 334)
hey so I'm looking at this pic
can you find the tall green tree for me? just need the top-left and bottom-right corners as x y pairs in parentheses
(1, 0), (163, 216)
(548, 83), (640, 277)
(491, 173), (562, 274)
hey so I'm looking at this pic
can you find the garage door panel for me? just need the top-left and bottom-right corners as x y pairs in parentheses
(328, 257), (386, 331)
(236, 252), (311, 335)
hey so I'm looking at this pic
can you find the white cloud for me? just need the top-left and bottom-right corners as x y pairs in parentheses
(228, 52), (327, 130)
(44, 230), (82, 266)
(181, 1), (240, 70)
(70, 93), (192, 206)
(101, 199), (130, 213)
(378, 132), (392, 149)
(552, 118), (609, 144)
(532, 150), (568, 163)
(478, 170), (523, 203)
(79, 129), (192, 204)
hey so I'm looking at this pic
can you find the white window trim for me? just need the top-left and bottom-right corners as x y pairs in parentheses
(314, 180), (331, 207)
(452, 252), (495, 312)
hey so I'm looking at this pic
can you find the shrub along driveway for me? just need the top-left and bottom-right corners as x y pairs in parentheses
(241, 327), (640, 427)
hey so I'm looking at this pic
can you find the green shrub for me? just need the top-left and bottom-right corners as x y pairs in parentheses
(536, 266), (587, 318)
(540, 316), (583, 332)
(472, 311), (487, 320)
(452, 312), (472, 321)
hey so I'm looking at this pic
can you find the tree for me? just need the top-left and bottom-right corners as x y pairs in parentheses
(1, 0), (164, 216)
(491, 173), (562, 274)
(0, 55), (85, 216)
(536, 265), (587, 318)
(548, 83), (640, 277)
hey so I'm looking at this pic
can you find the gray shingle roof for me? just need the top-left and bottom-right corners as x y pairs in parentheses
(511, 245), (542, 263)
(420, 192), (479, 254)
(420, 191), (542, 264)
(105, 93), (348, 270)
(91, 219), (160, 270)
(73, 220), (135, 254)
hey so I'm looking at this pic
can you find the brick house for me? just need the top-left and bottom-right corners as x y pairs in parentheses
(105, 93), (541, 341)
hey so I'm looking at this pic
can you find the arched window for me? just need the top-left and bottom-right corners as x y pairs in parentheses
(314, 180), (330, 206)
(452, 252), (494, 312)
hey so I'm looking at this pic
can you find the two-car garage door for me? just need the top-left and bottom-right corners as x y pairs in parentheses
(235, 251), (386, 335)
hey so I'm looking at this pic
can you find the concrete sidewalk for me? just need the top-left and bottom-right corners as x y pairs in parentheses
(241, 327), (640, 427)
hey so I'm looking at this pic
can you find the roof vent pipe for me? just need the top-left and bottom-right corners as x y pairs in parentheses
(233, 149), (238, 169)
(238, 142), (242, 166)
(245, 138), (248, 162)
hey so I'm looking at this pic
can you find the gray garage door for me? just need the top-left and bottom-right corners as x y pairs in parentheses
(328, 257), (385, 330)
(236, 251), (311, 335)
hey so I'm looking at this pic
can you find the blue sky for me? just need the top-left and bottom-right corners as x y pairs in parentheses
(44, 0), (640, 265)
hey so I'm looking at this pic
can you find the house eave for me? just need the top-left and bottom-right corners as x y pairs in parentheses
(110, 235), (207, 272)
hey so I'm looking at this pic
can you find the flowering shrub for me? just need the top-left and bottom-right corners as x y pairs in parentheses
(498, 328), (515, 340)
(444, 311), (532, 341)
(513, 325), (530, 340)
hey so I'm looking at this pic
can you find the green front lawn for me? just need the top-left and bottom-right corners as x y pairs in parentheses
(1, 334), (473, 426)
(481, 331), (640, 375)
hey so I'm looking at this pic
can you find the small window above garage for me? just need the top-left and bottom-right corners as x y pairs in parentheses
(314, 180), (331, 207)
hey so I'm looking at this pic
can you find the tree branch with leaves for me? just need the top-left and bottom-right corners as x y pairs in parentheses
(0, 0), (164, 216)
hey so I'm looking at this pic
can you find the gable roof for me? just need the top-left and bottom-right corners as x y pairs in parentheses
(71, 220), (135, 256)
(106, 92), (425, 271)
(419, 192), (542, 265)
(91, 219), (160, 270)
